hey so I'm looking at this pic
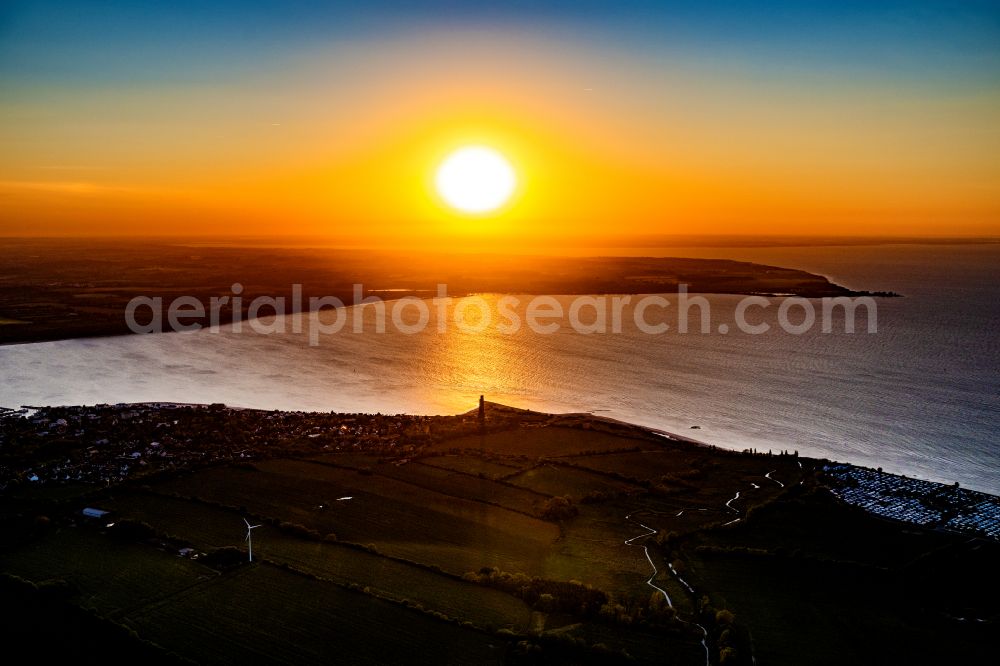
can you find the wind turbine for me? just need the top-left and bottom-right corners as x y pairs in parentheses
(243, 518), (262, 562)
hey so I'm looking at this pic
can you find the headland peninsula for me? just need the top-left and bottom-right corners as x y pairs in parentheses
(0, 401), (993, 665)
(0, 239), (898, 345)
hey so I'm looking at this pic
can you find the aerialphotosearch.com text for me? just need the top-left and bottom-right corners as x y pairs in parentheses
(125, 283), (878, 344)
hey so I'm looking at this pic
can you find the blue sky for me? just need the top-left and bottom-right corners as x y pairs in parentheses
(2, 1), (999, 87)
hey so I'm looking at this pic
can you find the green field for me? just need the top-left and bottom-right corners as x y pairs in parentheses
(507, 464), (640, 498)
(370, 459), (547, 514)
(683, 547), (991, 665)
(436, 426), (655, 458)
(124, 563), (502, 665)
(101, 492), (537, 631)
(543, 503), (654, 594)
(0, 528), (211, 618)
(155, 460), (560, 576)
(420, 454), (525, 479)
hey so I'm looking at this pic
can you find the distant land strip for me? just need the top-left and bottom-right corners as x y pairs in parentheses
(0, 240), (898, 344)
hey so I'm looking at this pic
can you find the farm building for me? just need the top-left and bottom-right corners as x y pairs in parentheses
(81, 507), (110, 519)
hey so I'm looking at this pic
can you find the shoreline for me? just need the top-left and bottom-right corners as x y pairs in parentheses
(5, 400), (995, 505)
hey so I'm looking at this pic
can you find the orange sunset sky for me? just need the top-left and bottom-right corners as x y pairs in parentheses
(1, 2), (998, 240)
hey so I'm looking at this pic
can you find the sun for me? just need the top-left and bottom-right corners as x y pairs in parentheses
(435, 146), (516, 214)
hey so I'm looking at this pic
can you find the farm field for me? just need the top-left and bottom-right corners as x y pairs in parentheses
(507, 464), (640, 498)
(154, 460), (560, 576)
(420, 454), (524, 479)
(435, 426), (656, 458)
(572, 449), (797, 484)
(543, 504), (653, 594)
(681, 547), (993, 665)
(372, 460), (547, 513)
(0, 528), (211, 618)
(308, 454), (546, 515)
(123, 562), (503, 665)
(100, 491), (537, 631)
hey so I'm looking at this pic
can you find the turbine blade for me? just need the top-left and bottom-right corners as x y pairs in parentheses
(243, 518), (251, 528)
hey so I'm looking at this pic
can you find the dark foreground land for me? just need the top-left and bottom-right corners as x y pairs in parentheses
(0, 402), (995, 665)
(0, 238), (896, 344)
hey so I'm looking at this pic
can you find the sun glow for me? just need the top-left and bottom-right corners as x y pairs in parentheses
(435, 146), (516, 214)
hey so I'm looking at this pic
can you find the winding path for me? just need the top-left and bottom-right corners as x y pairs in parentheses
(625, 512), (709, 666)
(622, 468), (792, 664)
(624, 513), (673, 606)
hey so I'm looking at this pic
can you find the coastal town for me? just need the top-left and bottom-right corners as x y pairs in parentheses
(824, 463), (1000, 539)
(0, 403), (456, 489)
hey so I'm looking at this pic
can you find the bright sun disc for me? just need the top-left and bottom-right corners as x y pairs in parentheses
(435, 146), (516, 213)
